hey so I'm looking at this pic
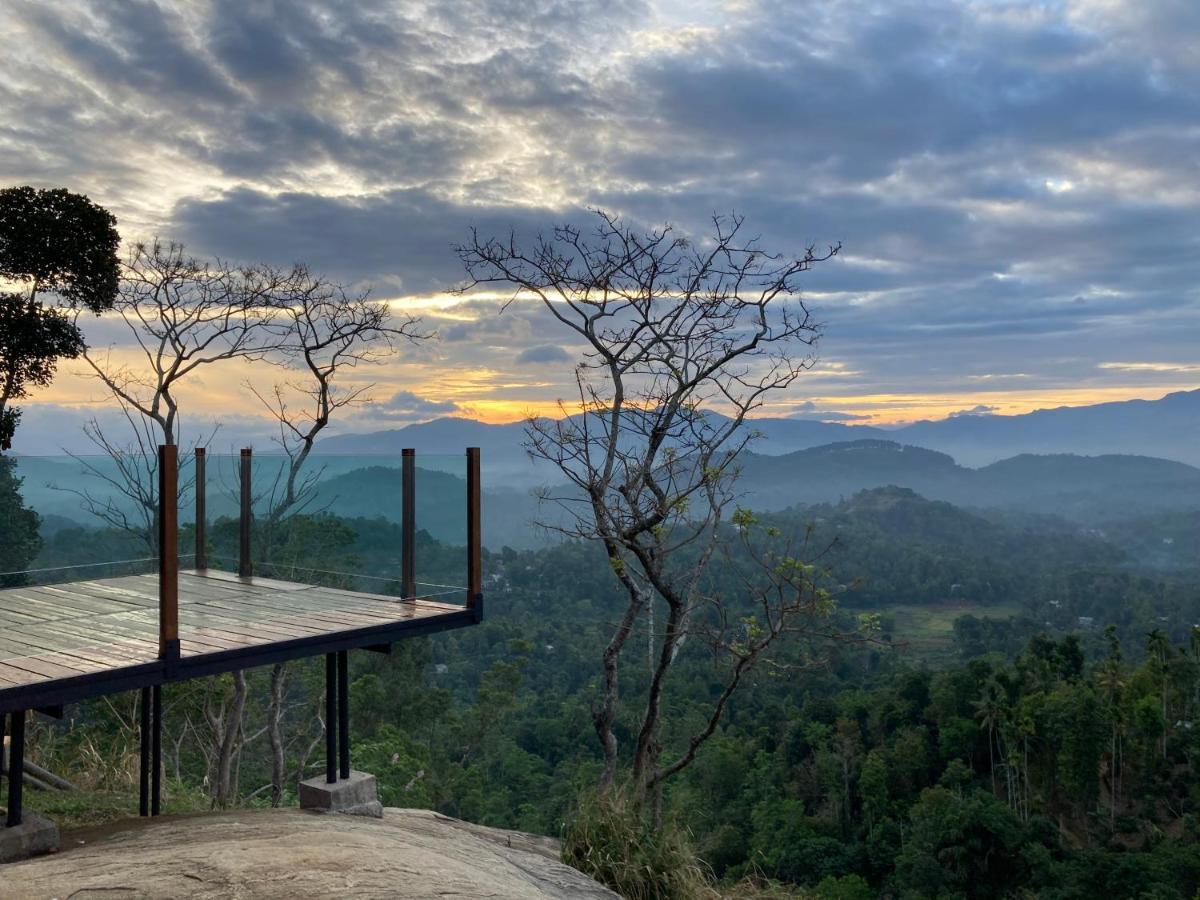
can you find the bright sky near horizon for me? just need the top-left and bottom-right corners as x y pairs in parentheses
(1, 0), (1198, 432)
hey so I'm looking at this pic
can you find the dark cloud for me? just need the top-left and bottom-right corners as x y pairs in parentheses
(2, 0), (1198, 408)
(787, 401), (872, 422)
(371, 390), (461, 421)
(516, 345), (571, 365)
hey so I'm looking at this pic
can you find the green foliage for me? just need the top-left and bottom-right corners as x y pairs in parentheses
(19, 478), (1200, 900)
(893, 786), (1028, 898)
(0, 186), (121, 310)
(0, 185), (120, 448)
(812, 874), (873, 900)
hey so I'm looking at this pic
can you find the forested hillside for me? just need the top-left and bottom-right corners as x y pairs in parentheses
(15, 462), (1200, 898)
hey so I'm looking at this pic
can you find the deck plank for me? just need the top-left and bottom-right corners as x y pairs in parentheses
(0, 571), (469, 692)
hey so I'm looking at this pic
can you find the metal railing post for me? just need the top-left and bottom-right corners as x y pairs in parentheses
(239, 448), (253, 579)
(194, 447), (207, 571)
(402, 449), (415, 600)
(158, 444), (179, 662)
(467, 447), (482, 619)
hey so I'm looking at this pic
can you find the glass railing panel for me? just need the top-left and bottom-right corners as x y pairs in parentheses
(168, 448), (472, 657)
(5, 452), (160, 587)
(413, 452), (469, 605)
(0, 451), (162, 664)
(175, 449), (197, 574)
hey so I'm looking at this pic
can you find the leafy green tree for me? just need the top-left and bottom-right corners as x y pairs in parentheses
(0, 186), (120, 448)
(893, 786), (1028, 899)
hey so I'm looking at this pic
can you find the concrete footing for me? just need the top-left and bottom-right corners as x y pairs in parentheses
(299, 771), (383, 818)
(0, 814), (59, 863)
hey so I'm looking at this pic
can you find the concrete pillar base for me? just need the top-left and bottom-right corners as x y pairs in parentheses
(0, 814), (59, 863)
(299, 771), (383, 818)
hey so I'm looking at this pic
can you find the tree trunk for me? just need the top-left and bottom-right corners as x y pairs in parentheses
(267, 664), (288, 807)
(214, 671), (248, 807)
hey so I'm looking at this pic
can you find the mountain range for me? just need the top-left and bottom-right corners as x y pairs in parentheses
(317, 388), (1200, 474)
(735, 440), (1200, 522)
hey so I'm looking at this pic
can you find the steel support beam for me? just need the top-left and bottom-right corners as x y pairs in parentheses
(337, 650), (350, 779)
(150, 685), (162, 816)
(139, 686), (151, 816)
(325, 653), (337, 784)
(6, 710), (25, 827)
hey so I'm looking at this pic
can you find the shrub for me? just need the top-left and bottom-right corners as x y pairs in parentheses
(562, 790), (715, 900)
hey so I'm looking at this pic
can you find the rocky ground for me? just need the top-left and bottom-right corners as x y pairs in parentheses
(0, 807), (619, 899)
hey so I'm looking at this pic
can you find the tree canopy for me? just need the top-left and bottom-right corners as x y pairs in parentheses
(0, 186), (120, 449)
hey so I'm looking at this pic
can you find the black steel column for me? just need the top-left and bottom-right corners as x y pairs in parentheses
(6, 710), (25, 827)
(325, 653), (337, 784)
(150, 685), (162, 816)
(139, 686), (151, 816)
(337, 650), (350, 779)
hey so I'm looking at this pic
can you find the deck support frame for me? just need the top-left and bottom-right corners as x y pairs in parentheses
(0, 443), (486, 824)
(6, 710), (25, 827)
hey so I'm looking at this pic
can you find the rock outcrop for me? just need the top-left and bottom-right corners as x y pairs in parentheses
(1, 807), (619, 899)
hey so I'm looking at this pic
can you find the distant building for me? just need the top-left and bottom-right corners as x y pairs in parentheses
(1077, 616), (1095, 628)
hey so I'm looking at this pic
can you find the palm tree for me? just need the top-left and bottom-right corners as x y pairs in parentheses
(1147, 629), (1172, 761)
(974, 679), (1007, 797)
(1096, 658), (1126, 834)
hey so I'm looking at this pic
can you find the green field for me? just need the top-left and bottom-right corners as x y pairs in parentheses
(867, 601), (1024, 660)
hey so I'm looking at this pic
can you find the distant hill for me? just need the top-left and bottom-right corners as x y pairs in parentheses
(775, 485), (1115, 607)
(891, 389), (1200, 466)
(316, 414), (881, 483)
(318, 419), (540, 487)
(317, 389), (1200, 479)
(15, 431), (1200, 554)
(735, 439), (1200, 522)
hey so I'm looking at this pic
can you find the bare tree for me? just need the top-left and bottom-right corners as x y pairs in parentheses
(75, 242), (420, 809)
(247, 277), (424, 804)
(459, 209), (844, 802)
(250, 271), (424, 523)
(69, 241), (300, 545)
(81, 240), (303, 446)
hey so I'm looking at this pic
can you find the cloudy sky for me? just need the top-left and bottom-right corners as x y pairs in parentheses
(2, 0), (1198, 441)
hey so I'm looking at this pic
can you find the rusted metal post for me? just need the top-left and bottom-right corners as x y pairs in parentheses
(239, 448), (252, 579)
(194, 447), (207, 571)
(467, 447), (482, 618)
(158, 444), (179, 662)
(402, 449), (415, 599)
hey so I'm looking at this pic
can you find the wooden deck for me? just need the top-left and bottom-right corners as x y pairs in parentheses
(0, 569), (467, 701)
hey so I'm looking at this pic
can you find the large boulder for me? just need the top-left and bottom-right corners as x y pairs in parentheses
(2, 808), (619, 899)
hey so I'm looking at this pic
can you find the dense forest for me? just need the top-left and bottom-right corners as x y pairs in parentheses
(7, 454), (1200, 898)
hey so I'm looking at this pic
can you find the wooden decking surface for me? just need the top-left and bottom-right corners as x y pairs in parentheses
(0, 570), (461, 691)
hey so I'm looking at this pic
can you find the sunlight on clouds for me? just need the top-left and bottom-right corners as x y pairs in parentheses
(1099, 361), (1200, 373)
(759, 385), (1188, 426)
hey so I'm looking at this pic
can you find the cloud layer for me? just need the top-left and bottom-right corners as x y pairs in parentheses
(2, 0), (1198, 428)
